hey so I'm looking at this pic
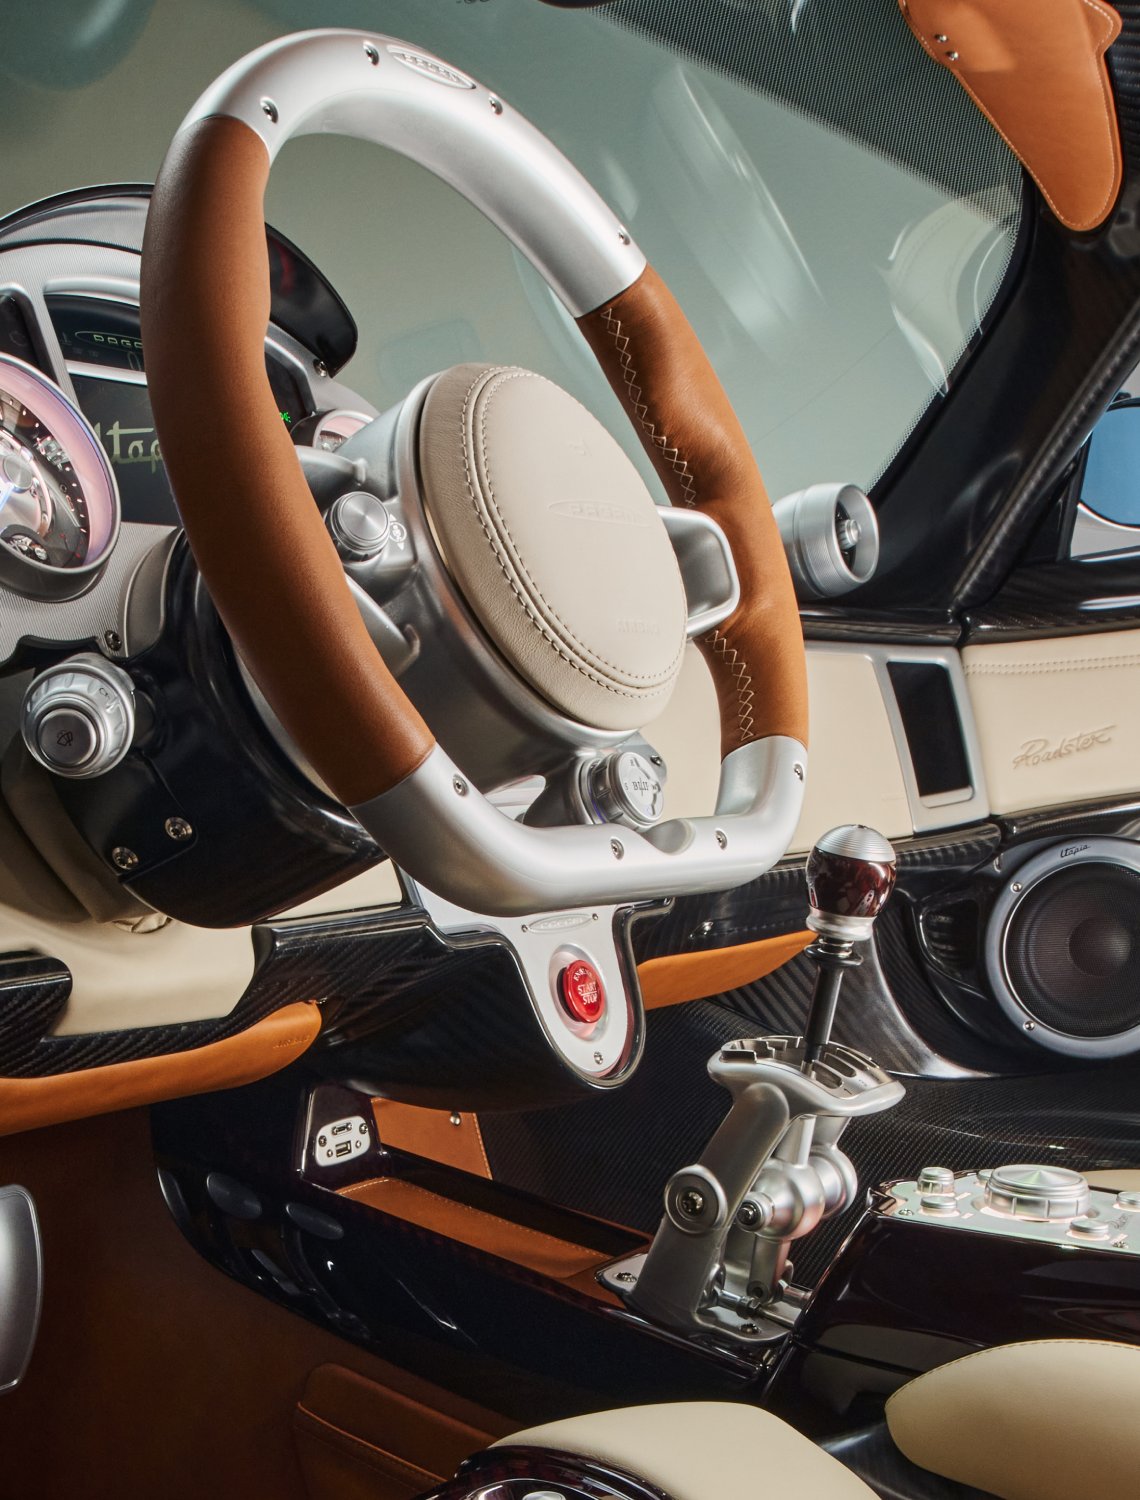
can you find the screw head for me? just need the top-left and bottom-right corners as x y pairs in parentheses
(615, 1270), (637, 1284)
(363, 41), (380, 64)
(313, 359), (329, 378)
(715, 829), (728, 849)
(593, 1050), (604, 1065)
(452, 775), (468, 797)
(111, 846), (139, 871)
(449, 1111), (462, 1127)
(610, 837), (624, 860)
(103, 629), (122, 653)
(793, 763), (804, 781)
(1012, 882), (1023, 893)
(678, 1188), (706, 1218)
(318, 1134), (327, 1147)
(260, 97), (279, 122)
(737, 1201), (761, 1228)
(618, 227), (631, 245)
(164, 816), (193, 842)
(740, 1322), (759, 1335)
(488, 95), (503, 115)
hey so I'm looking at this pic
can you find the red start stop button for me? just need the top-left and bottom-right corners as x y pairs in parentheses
(557, 958), (606, 1025)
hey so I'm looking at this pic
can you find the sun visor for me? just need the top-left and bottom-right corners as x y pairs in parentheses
(900, 0), (1123, 232)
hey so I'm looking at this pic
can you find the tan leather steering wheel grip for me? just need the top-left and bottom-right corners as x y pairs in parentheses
(141, 30), (807, 915)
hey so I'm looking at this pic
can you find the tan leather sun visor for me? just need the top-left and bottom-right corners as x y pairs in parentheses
(900, 0), (1123, 233)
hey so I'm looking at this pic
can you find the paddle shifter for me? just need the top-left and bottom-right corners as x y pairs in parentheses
(603, 826), (905, 1344)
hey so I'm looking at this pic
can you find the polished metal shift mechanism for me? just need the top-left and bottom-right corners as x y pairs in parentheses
(602, 826), (905, 1344)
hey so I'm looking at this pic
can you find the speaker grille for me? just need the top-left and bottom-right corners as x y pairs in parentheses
(1006, 865), (1140, 1038)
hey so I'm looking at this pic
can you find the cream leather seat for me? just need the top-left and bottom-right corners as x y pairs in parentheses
(492, 1340), (1140, 1500)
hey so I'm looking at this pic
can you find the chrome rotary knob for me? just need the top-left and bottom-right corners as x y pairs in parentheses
(983, 1164), (1091, 1222)
(325, 491), (391, 561)
(21, 652), (135, 779)
(584, 749), (665, 828)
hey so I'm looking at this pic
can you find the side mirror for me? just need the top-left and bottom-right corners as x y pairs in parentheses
(1072, 400), (1140, 558)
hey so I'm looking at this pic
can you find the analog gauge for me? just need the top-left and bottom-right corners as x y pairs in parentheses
(0, 354), (119, 597)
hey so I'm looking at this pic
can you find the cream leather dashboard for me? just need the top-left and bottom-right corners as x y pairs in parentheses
(962, 628), (1140, 815)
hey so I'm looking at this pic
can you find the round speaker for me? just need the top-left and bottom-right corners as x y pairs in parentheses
(986, 838), (1140, 1058)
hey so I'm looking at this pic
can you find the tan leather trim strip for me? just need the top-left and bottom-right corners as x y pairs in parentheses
(372, 1099), (493, 1178)
(0, 1000), (320, 1136)
(577, 267), (808, 755)
(340, 1177), (611, 1281)
(637, 931), (813, 1009)
(141, 117), (434, 806)
(899, 0), (1123, 233)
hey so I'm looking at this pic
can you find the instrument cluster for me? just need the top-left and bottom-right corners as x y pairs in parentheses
(0, 186), (371, 662)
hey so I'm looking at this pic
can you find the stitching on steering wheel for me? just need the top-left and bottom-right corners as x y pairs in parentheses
(598, 306), (698, 507)
(456, 366), (685, 694)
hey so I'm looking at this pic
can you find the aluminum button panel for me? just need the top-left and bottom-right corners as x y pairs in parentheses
(885, 1169), (1140, 1253)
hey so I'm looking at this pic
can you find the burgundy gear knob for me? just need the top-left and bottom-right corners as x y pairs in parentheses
(806, 825), (896, 943)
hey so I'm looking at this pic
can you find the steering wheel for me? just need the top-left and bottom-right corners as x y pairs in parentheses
(140, 31), (808, 1086)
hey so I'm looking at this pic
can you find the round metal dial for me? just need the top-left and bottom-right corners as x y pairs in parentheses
(21, 653), (136, 780)
(982, 1164), (1091, 1222)
(0, 355), (119, 595)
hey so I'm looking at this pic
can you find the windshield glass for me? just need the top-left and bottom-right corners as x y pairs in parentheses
(0, 0), (1023, 500)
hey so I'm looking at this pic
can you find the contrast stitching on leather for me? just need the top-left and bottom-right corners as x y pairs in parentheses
(965, 654), (1140, 675)
(454, 366), (683, 698)
(885, 1337), (1140, 1417)
(708, 627), (756, 744)
(597, 307), (698, 506)
(475, 369), (684, 685)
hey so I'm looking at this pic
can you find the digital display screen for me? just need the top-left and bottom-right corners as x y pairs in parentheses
(57, 296), (316, 526)
(71, 374), (176, 526)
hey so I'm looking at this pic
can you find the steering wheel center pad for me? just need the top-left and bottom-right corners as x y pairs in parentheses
(141, 30), (808, 914)
(419, 362), (687, 731)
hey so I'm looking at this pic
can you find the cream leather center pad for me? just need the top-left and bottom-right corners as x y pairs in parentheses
(496, 1402), (876, 1499)
(887, 1339), (1140, 1500)
(419, 363), (687, 731)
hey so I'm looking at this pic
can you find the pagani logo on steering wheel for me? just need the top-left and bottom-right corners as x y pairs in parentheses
(386, 47), (476, 90)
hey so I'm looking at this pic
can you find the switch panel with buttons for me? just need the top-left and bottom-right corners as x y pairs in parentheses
(886, 1165), (1140, 1254)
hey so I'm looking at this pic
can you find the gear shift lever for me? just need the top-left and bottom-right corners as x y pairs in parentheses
(607, 827), (904, 1344)
(802, 825), (896, 1063)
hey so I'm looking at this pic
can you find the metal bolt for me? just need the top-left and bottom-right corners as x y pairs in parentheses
(593, 1050), (604, 1065)
(610, 837), (624, 860)
(111, 846), (139, 871)
(520, 924), (528, 933)
(1012, 882), (1023, 893)
(592, 912), (599, 921)
(103, 629), (122, 653)
(618, 227), (631, 245)
(449, 1112), (462, 1127)
(715, 829), (728, 849)
(1024, 1020), (1036, 1031)
(740, 1322), (759, 1335)
(793, 763), (804, 781)
(615, 1270), (637, 1284)
(313, 359), (329, 378)
(488, 95), (503, 115)
(452, 775), (468, 796)
(363, 42), (380, 64)
(737, 1201), (761, 1228)
(260, 97), (279, 123)
(164, 816), (193, 842)
(318, 1134), (327, 1147)
(678, 1189), (706, 1218)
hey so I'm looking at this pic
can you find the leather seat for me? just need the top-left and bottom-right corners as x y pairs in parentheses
(487, 1339), (1140, 1500)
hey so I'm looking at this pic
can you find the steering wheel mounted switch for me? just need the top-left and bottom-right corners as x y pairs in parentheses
(557, 958), (605, 1026)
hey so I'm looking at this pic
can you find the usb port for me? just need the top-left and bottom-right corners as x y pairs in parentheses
(334, 1141), (353, 1159)
(331, 1121), (352, 1137)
